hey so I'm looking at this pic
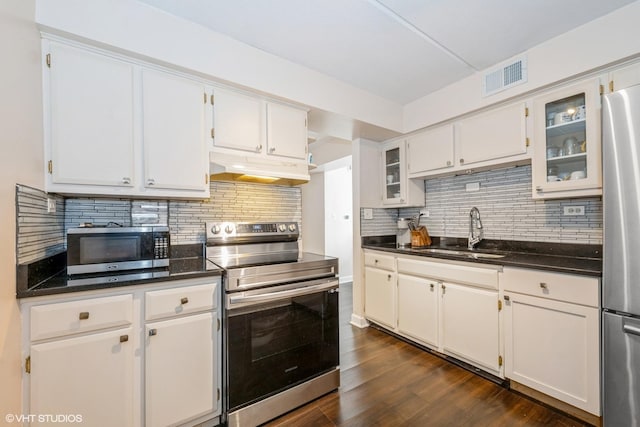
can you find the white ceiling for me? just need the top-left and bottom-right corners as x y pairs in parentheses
(137, 0), (635, 104)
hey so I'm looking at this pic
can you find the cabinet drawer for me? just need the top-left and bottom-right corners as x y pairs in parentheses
(364, 251), (395, 271)
(146, 283), (216, 321)
(501, 267), (599, 307)
(30, 294), (133, 341)
(398, 257), (499, 290)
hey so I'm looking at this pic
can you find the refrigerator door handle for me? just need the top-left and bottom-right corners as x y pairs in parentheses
(622, 322), (640, 337)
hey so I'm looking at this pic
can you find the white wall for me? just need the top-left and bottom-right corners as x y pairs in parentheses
(403, 1), (640, 132)
(301, 174), (324, 255)
(0, 0), (42, 417)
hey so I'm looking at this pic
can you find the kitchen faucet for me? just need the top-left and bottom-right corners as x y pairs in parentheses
(468, 207), (483, 250)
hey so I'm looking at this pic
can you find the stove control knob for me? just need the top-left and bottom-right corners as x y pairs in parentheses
(225, 225), (234, 234)
(278, 224), (287, 232)
(288, 224), (297, 232)
(211, 225), (221, 235)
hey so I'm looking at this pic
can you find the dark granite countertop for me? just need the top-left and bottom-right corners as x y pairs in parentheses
(362, 236), (602, 277)
(17, 244), (222, 299)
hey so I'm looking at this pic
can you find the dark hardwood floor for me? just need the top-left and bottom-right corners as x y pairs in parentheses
(264, 283), (587, 427)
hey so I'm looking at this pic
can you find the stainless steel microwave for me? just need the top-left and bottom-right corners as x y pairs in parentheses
(67, 226), (169, 275)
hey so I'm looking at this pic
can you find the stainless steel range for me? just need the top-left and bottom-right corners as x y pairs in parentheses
(206, 221), (340, 427)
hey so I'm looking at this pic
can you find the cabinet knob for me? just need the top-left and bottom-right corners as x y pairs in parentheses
(539, 282), (548, 289)
(78, 312), (89, 320)
(122, 177), (131, 185)
(536, 186), (543, 192)
(387, 274), (392, 280)
(374, 259), (379, 264)
(147, 178), (155, 186)
(504, 295), (510, 301)
(446, 161), (452, 167)
(430, 283), (434, 290)
(119, 335), (129, 343)
(269, 147), (276, 153)
(441, 283), (446, 292)
(180, 297), (189, 305)
(149, 329), (157, 337)
(400, 199), (405, 203)
(256, 145), (262, 152)
(460, 158), (465, 165)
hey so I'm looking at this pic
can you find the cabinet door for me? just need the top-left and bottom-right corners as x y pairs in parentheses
(407, 125), (455, 176)
(441, 282), (500, 373)
(531, 79), (602, 199)
(364, 267), (396, 328)
(266, 102), (307, 160)
(212, 88), (263, 153)
(504, 292), (599, 415)
(397, 274), (438, 347)
(30, 327), (134, 426)
(48, 42), (135, 187)
(457, 102), (527, 167)
(381, 141), (404, 205)
(146, 312), (217, 427)
(142, 69), (208, 193)
(609, 62), (640, 93)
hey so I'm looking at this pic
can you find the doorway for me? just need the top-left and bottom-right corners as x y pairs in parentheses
(324, 157), (353, 283)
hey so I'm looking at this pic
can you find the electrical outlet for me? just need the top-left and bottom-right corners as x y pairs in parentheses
(419, 208), (430, 217)
(47, 198), (56, 213)
(563, 206), (585, 216)
(363, 208), (373, 220)
(466, 182), (480, 192)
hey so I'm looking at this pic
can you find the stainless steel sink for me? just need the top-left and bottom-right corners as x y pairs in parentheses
(413, 248), (505, 259)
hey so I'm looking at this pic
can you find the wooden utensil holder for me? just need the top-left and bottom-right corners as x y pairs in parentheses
(411, 226), (432, 247)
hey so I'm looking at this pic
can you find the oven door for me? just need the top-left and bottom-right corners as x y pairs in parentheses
(226, 278), (339, 411)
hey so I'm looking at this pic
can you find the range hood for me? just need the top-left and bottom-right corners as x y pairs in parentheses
(209, 151), (310, 186)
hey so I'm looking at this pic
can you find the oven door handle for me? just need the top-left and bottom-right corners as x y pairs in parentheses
(228, 280), (338, 307)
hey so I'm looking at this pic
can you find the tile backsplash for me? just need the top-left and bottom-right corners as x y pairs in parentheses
(361, 165), (603, 245)
(16, 181), (301, 264)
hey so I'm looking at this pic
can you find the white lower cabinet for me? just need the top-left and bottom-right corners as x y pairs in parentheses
(440, 282), (500, 373)
(30, 326), (135, 426)
(364, 251), (502, 377)
(364, 266), (396, 329)
(145, 313), (216, 427)
(502, 267), (600, 416)
(397, 274), (438, 347)
(22, 277), (221, 427)
(144, 283), (219, 427)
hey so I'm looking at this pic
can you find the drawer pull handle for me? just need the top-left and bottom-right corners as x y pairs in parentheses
(149, 329), (158, 337)
(180, 297), (189, 305)
(539, 282), (548, 289)
(119, 335), (129, 343)
(78, 312), (89, 320)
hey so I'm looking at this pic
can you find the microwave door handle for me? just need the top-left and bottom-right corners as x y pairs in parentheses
(228, 281), (338, 307)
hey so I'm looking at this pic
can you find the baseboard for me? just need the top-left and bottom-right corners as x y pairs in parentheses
(510, 381), (601, 427)
(349, 313), (369, 328)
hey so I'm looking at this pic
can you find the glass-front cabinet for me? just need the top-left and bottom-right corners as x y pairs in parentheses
(381, 139), (424, 207)
(532, 78), (602, 199)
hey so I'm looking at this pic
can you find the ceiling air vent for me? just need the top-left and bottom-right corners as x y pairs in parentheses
(482, 56), (527, 97)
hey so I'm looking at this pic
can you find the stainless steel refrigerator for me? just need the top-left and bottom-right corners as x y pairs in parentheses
(602, 83), (640, 426)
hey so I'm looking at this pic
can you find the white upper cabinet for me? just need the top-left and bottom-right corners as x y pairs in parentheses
(211, 89), (308, 160)
(141, 69), (208, 193)
(48, 42), (136, 188)
(608, 61), (640, 93)
(407, 124), (455, 176)
(381, 139), (425, 207)
(212, 87), (263, 153)
(457, 102), (528, 168)
(405, 101), (529, 180)
(43, 40), (210, 198)
(531, 78), (602, 199)
(266, 102), (308, 160)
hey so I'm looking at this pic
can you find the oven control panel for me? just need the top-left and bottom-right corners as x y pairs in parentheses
(206, 221), (299, 244)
